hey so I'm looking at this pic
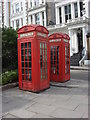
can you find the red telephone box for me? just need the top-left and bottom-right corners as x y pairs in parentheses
(17, 24), (49, 92)
(49, 33), (70, 82)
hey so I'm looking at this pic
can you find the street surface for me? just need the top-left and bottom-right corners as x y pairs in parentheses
(2, 70), (88, 118)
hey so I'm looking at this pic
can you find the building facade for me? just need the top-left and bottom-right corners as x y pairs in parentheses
(27, 0), (55, 27)
(10, 0), (27, 29)
(47, 0), (90, 61)
(1, 0), (90, 65)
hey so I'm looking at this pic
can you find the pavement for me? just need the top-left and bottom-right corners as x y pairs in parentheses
(70, 66), (90, 70)
(1, 70), (88, 118)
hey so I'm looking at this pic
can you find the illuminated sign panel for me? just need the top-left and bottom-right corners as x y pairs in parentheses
(37, 32), (47, 37)
(64, 39), (68, 43)
(20, 32), (33, 38)
(49, 39), (61, 42)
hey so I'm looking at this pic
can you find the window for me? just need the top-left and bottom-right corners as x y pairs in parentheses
(15, 3), (19, 13)
(21, 18), (23, 26)
(21, 2), (23, 11)
(42, 0), (44, 3)
(42, 12), (44, 26)
(35, 13), (40, 24)
(65, 4), (71, 22)
(51, 46), (59, 75)
(59, 7), (62, 23)
(80, 2), (84, 17)
(30, 0), (32, 8)
(74, 3), (78, 18)
(31, 15), (33, 24)
(16, 19), (19, 28)
(34, 0), (39, 6)
(40, 43), (48, 81)
(12, 5), (14, 14)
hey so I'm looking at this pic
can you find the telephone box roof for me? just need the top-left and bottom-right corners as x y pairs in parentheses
(17, 24), (49, 34)
(49, 33), (70, 40)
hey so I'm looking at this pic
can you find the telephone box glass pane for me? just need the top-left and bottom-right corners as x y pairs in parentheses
(21, 42), (32, 81)
(51, 46), (59, 75)
(40, 42), (48, 81)
(65, 46), (69, 74)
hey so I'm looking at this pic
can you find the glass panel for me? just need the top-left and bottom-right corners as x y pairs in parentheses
(28, 42), (31, 48)
(21, 50), (24, 56)
(22, 75), (24, 80)
(25, 62), (28, 67)
(28, 49), (31, 56)
(40, 42), (48, 81)
(22, 69), (24, 74)
(29, 56), (31, 61)
(22, 62), (24, 67)
(21, 43), (24, 49)
(22, 56), (24, 61)
(50, 46), (59, 75)
(29, 62), (31, 68)
(65, 46), (69, 74)
(25, 43), (27, 48)
(21, 42), (32, 82)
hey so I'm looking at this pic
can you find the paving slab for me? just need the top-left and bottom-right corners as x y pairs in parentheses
(50, 107), (84, 118)
(32, 113), (54, 118)
(2, 76), (88, 118)
(26, 102), (58, 116)
(3, 113), (17, 118)
(7, 109), (36, 118)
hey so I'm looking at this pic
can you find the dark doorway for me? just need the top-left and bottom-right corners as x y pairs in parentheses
(77, 28), (83, 52)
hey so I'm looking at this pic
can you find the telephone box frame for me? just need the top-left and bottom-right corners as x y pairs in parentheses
(49, 33), (70, 82)
(17, 24), (49, 92)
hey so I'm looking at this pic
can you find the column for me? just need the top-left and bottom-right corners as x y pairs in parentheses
(44, 11), (46, 27)
(14, 20), (16, 30)
(14, 4), (16, 14)
(19, 19), (22, 28)
(83, 27), (87, 51)
(71, 2), (75, 20)
(28, 15), (31, 24)
(32, 0), (34, 7)
(56, 7), (60, 24)
(61, 6), (65, 24)
(32, 14), (35, 24)
(74, 30), (78, 53)
(39, 12), (43, 25)
(39, 0), (42, 5)
(11, 5), (12, 15)
(69, 30), (73, 56)
(28, 0), (30, 8)
(77, 0), (80, 17)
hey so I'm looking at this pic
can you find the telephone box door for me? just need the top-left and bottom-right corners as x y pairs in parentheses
(50, 45), (60, 81)
(64, 42), (70, 80)
(20, 39), (32, 89)
(39, 41), (49, 89)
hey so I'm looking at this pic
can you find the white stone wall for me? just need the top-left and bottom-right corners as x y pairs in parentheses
(27, 0), (46, 26)
(10, 0), (27, 29)
(3, 0), (10, 27)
